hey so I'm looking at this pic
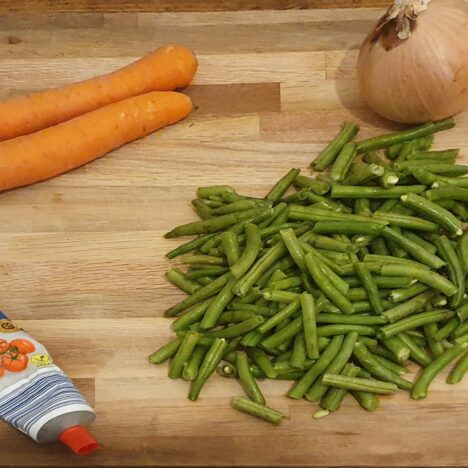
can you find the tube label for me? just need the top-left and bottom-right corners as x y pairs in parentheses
(0, 312), (94, 441)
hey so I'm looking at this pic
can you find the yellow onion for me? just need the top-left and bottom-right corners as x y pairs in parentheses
(357, 0), (468, 124)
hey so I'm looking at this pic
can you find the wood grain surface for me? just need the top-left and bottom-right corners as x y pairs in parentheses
(0, 3), (467, 467)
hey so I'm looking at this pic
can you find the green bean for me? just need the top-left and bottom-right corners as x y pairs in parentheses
(330, 142), (357, 182)
(191, 199), (213, 219)
(247, 348), (277, 379)
(399, 333), (432, 367)
(288, 335), (344, 399)
(185, 266), (229, 279)
(305, 253), (355, 314)
(454, 333), (468, 344)
(205, 315), (265, 339)
(431, 317), (460, 341)
(432, 176), (468, 189)
(307, 233), (354, 253)
(166, 205), (271, 238)
(230, 224), (262, 280)
(189, 338), (228, 400)
(457, 302), (468, 323)
(148, 337), (182, 364)
(182, 345), (208, 381)
(261, 316), (302, 349)
(407, 148), (459, 161)
(312, 122), (360, 171)
(374, 212), (438, 233)
(412, 343), (468, 399)
(228, 303), (275, 316)
(435, 235), (465, 308)
(323, 373), (398, 394)
(380, 264), (458, 297)
(453, 321), (468, 338)
(290, 332), (307, 369)
(217, 310), (256, 325)
(168, 331), (201, 379)
(389, 284), (430, 303)
(181, 255), (226, 266)
(373, 355), (408, 375)
(363, 254), (431, 269)
(351, 300), (391, 314)
(288, 205), (385, 226)
(231, 396), (283, 424)
(452, 201), (468, 221)
(240, 330), (264, 348)
(402, 231), (438, 255)
(320, 364), (360, 412)
(299, 240), (347, 276)
(300, 292), (319, 359)
(171, 300), (212, 332)
(400, 193), (462, 237)
(199, 276), (237, 329)
(380, 227), (445, 269)
(164, 273), (230, 317)
(382, 291), (435, 322)
(266, 168), (301, 203)
(312, 221), (384, 236)
(447, 351), (468, 384)
(280, 228), (306, 271)
(305, 332), (359, 401)
(166, 234), (216, 259)
(343, 162), (384, 186)
(217, 361), (238, 378)
(354, 261), (383, 315)
(257, 299), (300, 334)
(236, 351), (265, 404)
(423, 323), (445, 358)
(378, 310), (455, 338)
(352, 341), (413, 391)
(356, 118), (454, 152)
(263, 289), (299, 303)
(379, 335), (411, 361)
(345, 287), (387, 302)
(233, 240), (287, 297)
(331, 185), (426, 199)
(344, 275), (413, 289)
(385, 143), (404, 159)
(197, 185), (237, 200)
(294, 175), (330, 194)
(165, 268), (202, 295)
(316, 314), (385, 326)
(317, 324), (375, 336)
(221, 231), (240, 266)
(268, 276), (301, 291)
(258, 202), (288, 228)
(369, 237), (390, 256)
(212, 199), (259, 215)
(351, 389), (380, 411)
(425, 187), (468, 203)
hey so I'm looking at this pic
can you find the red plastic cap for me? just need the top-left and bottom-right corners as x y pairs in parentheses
(59, 425), (99, 456)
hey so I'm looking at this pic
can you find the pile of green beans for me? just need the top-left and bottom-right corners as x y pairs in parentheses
(150, 118), (468, 424)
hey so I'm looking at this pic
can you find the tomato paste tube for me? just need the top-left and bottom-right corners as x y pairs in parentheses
(0, 312), (98, 455)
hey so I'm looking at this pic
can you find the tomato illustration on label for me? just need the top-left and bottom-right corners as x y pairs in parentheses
(9, 339), (36, 354)
(1, 350), (29, 372)
(31, 354), (53, 368)
(0, 339), (9, 354)
(0, 367), (4, 378)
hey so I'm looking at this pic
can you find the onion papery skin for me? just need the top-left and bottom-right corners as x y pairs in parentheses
(357, 0), (468, 124)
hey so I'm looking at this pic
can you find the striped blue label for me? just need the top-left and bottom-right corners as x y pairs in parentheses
(0, 368), (93, 440)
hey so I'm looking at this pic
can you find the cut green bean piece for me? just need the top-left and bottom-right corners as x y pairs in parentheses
(237, 351), (265, 404)
(148, 337), (182, 365)
(412, 343), (468, 399)
(312, 122), (360, 171)
(331, 185), (426, 199)
(231, 396), (283, 424)
(169, 331), (200, 379)
(399, 333), (432, 367)
(300, 292), (319, 359)
(323, 373), (398, 394)
(382, 291), (434, 323)
(320, 364), (360, 412)
(447, 351), (468, 384)
(330, 142), (358, 182)
(266, 168), (301, 203)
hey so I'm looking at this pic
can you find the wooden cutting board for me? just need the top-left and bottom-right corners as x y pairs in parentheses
(0, 2), (467, 466)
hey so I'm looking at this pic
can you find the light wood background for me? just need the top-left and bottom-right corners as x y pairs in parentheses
(0, 1), (467, 466)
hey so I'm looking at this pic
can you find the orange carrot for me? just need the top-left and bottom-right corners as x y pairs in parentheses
(0, 91), (192, 192)
(0, 45), (197, 142)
